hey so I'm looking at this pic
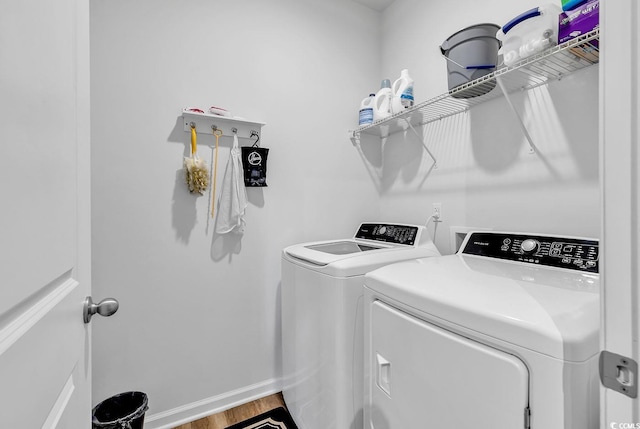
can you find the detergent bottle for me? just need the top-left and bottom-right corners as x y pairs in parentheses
(373, 79), (393, 121)
(392, 69), (415, 113)
(358, 93), (375, 126)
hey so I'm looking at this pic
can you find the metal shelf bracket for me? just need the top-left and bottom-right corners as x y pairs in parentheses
(405, 118), (438, 170)
(496, 76), (538, 154)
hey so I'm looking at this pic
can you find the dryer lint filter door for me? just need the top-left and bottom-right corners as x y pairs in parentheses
(369, 301), (529, 428)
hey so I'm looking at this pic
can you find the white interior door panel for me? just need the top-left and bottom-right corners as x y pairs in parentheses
(0, 0), (91, 426)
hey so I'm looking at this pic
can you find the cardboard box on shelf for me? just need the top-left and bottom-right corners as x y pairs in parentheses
(559, 0), (599, 61)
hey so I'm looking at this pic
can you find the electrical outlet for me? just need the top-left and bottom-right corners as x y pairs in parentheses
(432, 203), (442, 221)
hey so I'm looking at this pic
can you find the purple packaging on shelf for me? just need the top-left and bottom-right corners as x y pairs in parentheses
(558, 0), (599, 47)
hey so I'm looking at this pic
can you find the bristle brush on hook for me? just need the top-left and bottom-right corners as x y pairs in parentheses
(184, 124), (209, 194)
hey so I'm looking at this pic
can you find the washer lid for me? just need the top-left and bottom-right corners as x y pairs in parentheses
(284, 238), (441, 277)
(304, 240), (384, 255)
(285, 239), (391, 266)
(282, 223), (441, 277)
(365, 254), (600, 361)
(282, 239), (440, 277)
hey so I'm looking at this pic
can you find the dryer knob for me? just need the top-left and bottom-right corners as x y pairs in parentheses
(521, 239), (540, 254)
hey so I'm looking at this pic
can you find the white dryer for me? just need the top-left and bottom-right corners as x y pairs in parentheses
(281, 223), (441, 429)
(364, 231), (600, 429)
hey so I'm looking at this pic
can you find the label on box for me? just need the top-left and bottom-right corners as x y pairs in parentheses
(558, 0), (599, 46)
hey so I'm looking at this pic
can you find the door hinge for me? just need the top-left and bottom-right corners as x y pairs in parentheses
(524, 406), (531, 429)
(600, 350), (638, 398)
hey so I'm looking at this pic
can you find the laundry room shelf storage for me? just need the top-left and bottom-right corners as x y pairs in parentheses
(349, 29), (600, 154)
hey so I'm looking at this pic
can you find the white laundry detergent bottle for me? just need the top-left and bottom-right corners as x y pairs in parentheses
(392, 69), (414, 113)
(373, 79), (393, 121)
(359, 93), (375, 126)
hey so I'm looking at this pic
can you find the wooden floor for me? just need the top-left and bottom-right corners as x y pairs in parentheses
(172, 393), (286, 429)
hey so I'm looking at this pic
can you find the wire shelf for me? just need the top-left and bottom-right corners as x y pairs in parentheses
(351, 29), (600, 138)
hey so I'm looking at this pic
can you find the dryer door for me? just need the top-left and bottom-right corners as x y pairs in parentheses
(369, 301), (529, 429)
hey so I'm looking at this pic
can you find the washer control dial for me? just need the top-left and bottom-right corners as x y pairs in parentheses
(521, 239), (540, 254)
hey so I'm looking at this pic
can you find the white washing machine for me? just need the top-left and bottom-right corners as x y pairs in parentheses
(281, 223), (441, 429)
(364, 231), (600, 429)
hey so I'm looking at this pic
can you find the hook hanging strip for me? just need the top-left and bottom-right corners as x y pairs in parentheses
(211, 126), (222, 218)
(190, 123), (197, 155)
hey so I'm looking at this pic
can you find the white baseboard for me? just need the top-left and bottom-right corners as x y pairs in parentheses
(144, 378), (282, 429)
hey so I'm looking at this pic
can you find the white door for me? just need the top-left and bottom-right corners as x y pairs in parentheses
(369, 301), (529, 429)
(0, 0), (92, 427)
(600, 0), (640, 425)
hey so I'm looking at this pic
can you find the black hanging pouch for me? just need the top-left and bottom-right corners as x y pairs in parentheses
(241, 146), (269, 187)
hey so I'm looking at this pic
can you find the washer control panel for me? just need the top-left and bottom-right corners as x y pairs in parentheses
(355, 223), (419, 246)
(462, 232), (599, 273)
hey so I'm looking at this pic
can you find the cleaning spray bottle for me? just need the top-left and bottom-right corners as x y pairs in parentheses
(373, 79), (393, 121)
(359, 93), (375, 126)
(392, 69), (415, 113)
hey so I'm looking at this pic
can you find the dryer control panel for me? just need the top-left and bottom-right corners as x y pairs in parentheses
(461, 232), (599, 273)
(355, 223), (420, 246)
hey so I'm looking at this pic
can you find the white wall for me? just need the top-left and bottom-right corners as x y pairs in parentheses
(375, 0), (600, 254)
(90, 0), (381, 426)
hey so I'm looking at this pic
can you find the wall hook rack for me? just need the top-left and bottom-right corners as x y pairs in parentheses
(182, 108), (265, 139)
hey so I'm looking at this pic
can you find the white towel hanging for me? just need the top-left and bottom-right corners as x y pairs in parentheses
(215, 134), (248, 234)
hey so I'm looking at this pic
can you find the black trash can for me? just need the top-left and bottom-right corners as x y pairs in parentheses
(92, 391), (148, 429)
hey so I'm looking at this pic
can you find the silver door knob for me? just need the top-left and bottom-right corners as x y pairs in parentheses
(83, 296), (119, 323)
